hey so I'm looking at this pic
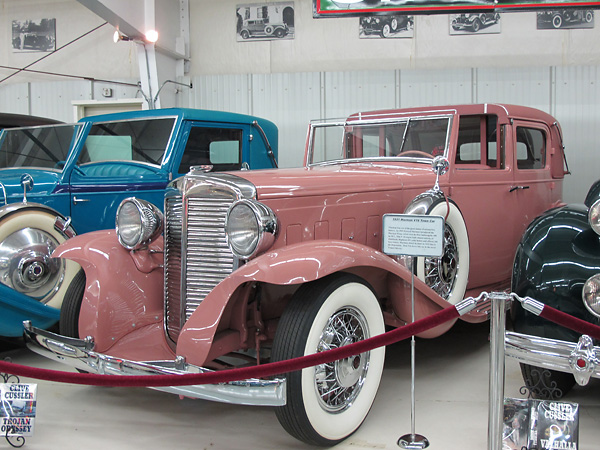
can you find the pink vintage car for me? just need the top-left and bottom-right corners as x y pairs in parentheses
(26, 104), (568, 445)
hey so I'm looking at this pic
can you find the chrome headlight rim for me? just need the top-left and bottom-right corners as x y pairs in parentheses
(583, 273), (600, 319)
(116, 197), (164, 250)
(225, 199), (277, 260)
(588, 199), (600, 236)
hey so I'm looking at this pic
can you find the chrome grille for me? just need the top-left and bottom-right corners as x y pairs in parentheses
(183, 197), (236, 321)
(164, 179), (239, 344)
(164, 195), (183, 341)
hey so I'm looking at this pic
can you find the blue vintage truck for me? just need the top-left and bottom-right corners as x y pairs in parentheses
(0, 108), (278, 337)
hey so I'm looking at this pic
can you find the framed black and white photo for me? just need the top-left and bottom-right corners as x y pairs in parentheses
(537, 9), (594, 29)
(12, 18), (56, 53)
(359, 15), (414, 38)
(237, 3), (295, 41)
(449, 13), (501, 35)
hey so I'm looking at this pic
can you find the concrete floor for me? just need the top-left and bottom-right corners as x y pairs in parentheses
(2, 320), (600, 449)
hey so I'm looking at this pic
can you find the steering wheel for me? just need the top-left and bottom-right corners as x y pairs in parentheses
(400, 150), (433, 158)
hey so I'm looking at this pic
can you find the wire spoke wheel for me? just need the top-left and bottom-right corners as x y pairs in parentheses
(423, 225), (459, 299)
(415, 200), (469, 305)
(314, 307), (369, 413)
(272, 274), (385, 446)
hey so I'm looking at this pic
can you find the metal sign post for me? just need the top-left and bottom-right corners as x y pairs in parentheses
(383, 213), (445, 449)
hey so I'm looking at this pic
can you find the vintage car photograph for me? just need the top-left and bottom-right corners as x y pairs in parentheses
(236, 3), (294, 40)
(359, 15), (413, 38)
(450, 13), (501, 34)
(510, 178), (600, 399)
(25, 103), (569, 445)
(0, 108), (278, 338)
(537, 9), (594, 29)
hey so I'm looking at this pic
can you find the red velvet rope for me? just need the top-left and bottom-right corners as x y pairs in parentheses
(0, 305), (460, 387)
(539, 304), (600, 341)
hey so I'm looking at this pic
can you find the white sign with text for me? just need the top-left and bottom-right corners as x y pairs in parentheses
(382, 214), (444, 257)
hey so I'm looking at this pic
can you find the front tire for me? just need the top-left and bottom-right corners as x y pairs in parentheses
(59, 269), (86, 338)
(272, 274), (385, 446)
(415, 200), (469, 305)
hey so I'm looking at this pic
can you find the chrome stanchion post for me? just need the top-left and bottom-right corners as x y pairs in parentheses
(398, 257), (429, 449)
(488, 292), (509, 450)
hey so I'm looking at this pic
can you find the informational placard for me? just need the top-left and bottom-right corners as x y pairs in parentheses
(0, 383), (37, 436)
(382, 214), (444, 257)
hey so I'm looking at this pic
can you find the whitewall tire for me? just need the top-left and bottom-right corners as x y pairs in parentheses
(415, 200), (469, 305)
(0, 209), (79, 309)
(272, 274), (385, 446)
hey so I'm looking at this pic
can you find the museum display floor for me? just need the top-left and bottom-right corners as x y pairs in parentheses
(2, 320), (600, 449)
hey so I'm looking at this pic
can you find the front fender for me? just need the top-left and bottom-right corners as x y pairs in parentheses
(1, 282), (59, 338)
(177, 240), (449, 366)
(54, 230), (170, 358)
(512, 204), (600, 342)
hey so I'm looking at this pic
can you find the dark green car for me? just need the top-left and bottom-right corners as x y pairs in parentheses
(511, 179), (600, 398)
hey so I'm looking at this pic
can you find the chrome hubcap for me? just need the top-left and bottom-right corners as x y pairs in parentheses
(424, 225), (459, 299)
(0, 228), (64, 302)
(315, 307), (370, 413)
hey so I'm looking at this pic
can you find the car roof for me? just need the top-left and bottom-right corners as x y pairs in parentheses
(347, 104), (556, 125)
(77, 107), (274, 127)
(0, 113), (63, 128)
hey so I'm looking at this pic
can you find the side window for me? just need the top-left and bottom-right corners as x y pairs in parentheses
(456, 116), (481, 163)
(516, 127), (546, 170)
(178, 127), (243, 174)
(456, 115), (500, 168)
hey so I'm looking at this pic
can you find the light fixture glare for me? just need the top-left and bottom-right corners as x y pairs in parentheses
(145, 29), (159, 43)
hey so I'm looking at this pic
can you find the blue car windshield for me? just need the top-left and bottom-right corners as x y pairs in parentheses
(0, 124), (81, 170)
(77, 117), (176, 167)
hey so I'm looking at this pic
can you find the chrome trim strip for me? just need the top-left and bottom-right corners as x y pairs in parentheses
(24, 322), (286, 407)
(505, 331), (600, 386)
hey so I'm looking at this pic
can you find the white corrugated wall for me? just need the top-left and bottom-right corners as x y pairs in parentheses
(0, 64), (598, 202)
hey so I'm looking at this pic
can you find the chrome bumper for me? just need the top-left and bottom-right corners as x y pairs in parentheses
(505, 330), (600, 386)
(23, 322), (286, 407)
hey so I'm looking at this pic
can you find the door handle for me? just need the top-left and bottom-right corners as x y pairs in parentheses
(73, 196), (90, 204)
(509, 186), (530, 193)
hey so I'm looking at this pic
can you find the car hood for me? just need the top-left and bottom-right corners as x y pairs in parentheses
(236, 162), (437, 200)
(0, 168), (62, 201)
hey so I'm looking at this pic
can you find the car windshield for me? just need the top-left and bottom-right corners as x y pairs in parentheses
(0, 123), (81, 170)
(76, 117), (176, 167)
(308, 114), (452, 165)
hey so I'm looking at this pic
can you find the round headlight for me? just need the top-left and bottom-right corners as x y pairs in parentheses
(582, 273), (600, 318)
(116, 198), (163, 250)
(588, 199), (600, 235)
(226, 200), (277, 259)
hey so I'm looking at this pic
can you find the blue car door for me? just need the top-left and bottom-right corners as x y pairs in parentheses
(67, 116), (176, 234)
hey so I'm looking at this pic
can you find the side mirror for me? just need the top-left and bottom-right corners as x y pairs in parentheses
(431, 156), (449, 192)
(20, 173), (34, 203)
